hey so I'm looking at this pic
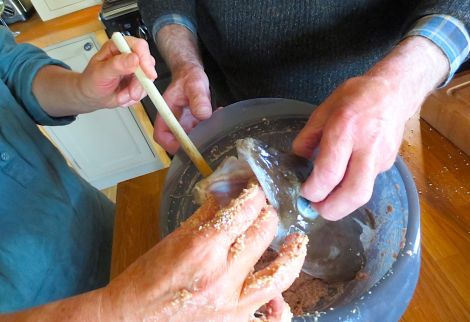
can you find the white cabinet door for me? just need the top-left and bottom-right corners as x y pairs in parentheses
(45, 35), (97, 70)
(31, 0), (101, 21)
(43, 34), (164, 189)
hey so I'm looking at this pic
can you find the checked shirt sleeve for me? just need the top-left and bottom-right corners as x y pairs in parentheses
(151, 13), (197, 41)
(405, 14), (470, 86)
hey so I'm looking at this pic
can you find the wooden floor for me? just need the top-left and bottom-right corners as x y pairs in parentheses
(399, 114), (470, 321)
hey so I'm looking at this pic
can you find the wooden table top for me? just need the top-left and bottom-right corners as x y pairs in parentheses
(111, 112), (470, 321)
(10, 5), (103, 48)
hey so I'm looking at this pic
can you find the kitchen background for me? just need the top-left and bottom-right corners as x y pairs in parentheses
(2, 1), (470, 321)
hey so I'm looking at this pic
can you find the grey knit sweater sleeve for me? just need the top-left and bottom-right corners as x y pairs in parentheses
(137, 1), (470, 106)
(139, 1), (470, 37)
(409, 0), (470, 32)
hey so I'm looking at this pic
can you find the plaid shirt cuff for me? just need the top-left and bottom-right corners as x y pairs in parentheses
(152, 14), (197, 41)
(405, 14), (470, 87)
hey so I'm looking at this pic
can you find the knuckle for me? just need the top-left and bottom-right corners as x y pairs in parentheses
(256, 230), (273, 246)
(189, 71), (208, 85)
(257, 219), (277, 243)
(136, 38), (149, 50)
(316, 166), (341, 187)
(333, 108), (359, 130)
(366, 120), (387, 143)
(192, 103), (210, 117)
(187, 78), (204, 91)
(185, 236), (200, 250)
(111, 57), (121, 70)
(354, 186), (374, 207)
(191, 96), (206, 107)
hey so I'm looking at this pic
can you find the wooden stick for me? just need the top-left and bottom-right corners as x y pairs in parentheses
(111, 32), (213, 177)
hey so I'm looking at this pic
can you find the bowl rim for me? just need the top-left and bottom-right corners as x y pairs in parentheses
(160, 98), (421, 320)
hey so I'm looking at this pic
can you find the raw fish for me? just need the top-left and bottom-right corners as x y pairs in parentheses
(193, 138), (375, 282)
(236, 138), (370, 282)
(193, 156), (253, 207)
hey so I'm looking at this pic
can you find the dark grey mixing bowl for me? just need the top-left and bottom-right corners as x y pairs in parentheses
(160, 98), (421, 322)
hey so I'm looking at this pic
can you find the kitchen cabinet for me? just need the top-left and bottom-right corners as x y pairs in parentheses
(42, 33), (167, 189)
(31, 0), (101, 21)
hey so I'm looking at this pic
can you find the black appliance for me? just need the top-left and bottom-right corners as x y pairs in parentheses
(1, 0), (35, 25)
(100, 0), (171, 123)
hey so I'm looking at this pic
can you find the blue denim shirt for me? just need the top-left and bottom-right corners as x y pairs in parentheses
(0, 28), (114, 312)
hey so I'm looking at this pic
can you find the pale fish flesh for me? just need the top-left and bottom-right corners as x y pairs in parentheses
(193, 156), (254, 207)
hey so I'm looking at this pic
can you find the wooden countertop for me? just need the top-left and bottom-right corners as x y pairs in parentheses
(111, 111), (470, 320)
(399, 120), (470, 320)
(10, 5), (103, 48)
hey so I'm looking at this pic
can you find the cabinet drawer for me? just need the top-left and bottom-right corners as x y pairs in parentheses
(44, 34), (98, 71)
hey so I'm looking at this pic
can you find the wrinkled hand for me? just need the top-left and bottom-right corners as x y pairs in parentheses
(101, 183), (307, 322)
(293, 76), (409, 220)
(154, 63), (212, 154)
(78, 36), (157, 108)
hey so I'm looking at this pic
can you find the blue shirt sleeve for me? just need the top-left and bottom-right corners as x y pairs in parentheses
(404, 14), (470, 86)
(151, 13), (197, 41)
(0, 27), (75, 125)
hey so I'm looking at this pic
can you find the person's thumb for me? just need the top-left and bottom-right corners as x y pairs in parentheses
(191, 98), (212, 120)
(185, 77), (212, 120)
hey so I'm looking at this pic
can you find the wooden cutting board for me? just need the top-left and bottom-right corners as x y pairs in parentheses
(420, 71), (470, 156)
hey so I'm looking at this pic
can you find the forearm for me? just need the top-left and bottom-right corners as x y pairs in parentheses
(0, 288), (105, 322)
(33, 65), (95, 117)
(156, 24), (203, 73)
(366, 36), (449, 118)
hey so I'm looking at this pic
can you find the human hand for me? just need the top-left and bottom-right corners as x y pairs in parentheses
(78, 36), (157, 108)
(293, 76), (409, 220)
(292, 37), (448, 221)
(101, 183), (307, 322)
(154, 63), (212, 154)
